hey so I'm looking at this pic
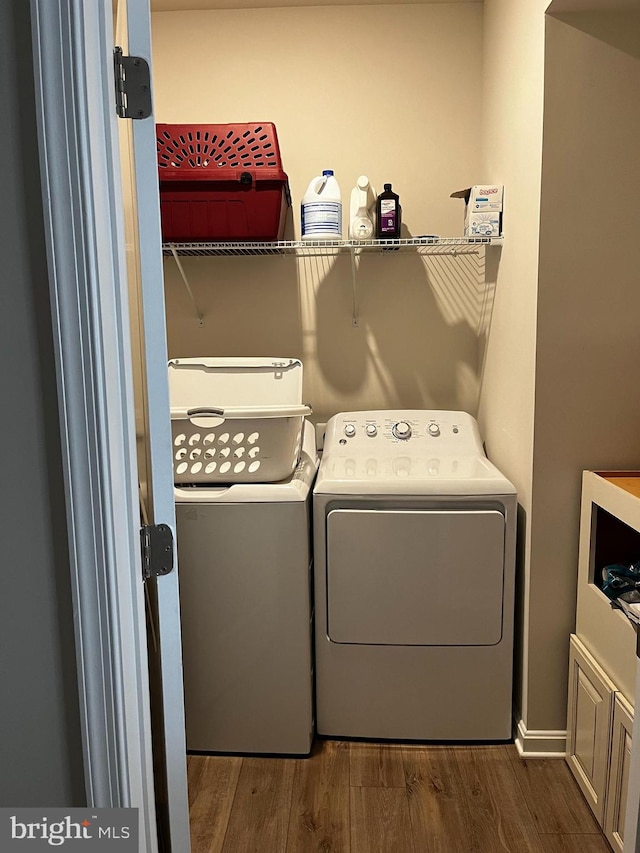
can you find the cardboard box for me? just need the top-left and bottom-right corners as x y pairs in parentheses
(451, 185), (503, 236)
(466, 212), (501, 237)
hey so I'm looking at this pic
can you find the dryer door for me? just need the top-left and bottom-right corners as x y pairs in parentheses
(326, 508), (505, 646)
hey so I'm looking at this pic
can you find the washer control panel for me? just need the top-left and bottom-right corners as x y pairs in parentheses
(331, 410), (482, 456)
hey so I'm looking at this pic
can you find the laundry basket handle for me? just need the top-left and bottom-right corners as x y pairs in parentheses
(187, 407), (225, 417)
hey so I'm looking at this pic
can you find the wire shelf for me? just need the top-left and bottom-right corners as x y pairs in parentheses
(162, 236), (502, 258)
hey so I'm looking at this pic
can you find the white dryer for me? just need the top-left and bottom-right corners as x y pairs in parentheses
(313, 410), (517, 741)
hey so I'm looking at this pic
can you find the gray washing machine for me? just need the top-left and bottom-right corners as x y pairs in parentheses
(313, 410), (517, 741)
(175, 421), (317, 755)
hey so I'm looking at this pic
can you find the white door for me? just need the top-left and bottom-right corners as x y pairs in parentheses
(115, 0), (191, 850)
(31, 0), (190, 850)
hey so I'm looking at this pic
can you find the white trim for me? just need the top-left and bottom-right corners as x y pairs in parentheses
(127, 1), (192, 849)
(514, 718), (567, 758)
(623, 656), (640, 850)
(30, 0), (158, 848)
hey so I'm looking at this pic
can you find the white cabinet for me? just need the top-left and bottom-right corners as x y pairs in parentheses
(567, 636), (634, 843)
(566, 471), (640, 845)
(605, 693), (634, 853)
(575, 472), (639, 702)
(567, 634), (616, 823)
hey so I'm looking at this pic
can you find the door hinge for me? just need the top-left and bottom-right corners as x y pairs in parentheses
(114, 46), (152, 119)
(140, 524), (174, 581)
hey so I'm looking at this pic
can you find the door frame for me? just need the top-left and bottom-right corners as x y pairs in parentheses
(29, 1), (187, 850)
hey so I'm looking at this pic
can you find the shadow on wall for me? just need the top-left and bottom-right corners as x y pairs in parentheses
(163, 252), (304, 359)
(477, 245), (499, 403)
(162, 242), (499, 424)
(550, 10), (640, 60)
(512, 502), (529, 727)
(311, 246), (494, 419)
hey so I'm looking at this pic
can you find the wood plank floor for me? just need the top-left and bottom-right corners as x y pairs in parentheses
(187, 741), (611, 853)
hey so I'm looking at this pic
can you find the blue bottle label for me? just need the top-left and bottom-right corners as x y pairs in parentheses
(302, 202), (342, 236)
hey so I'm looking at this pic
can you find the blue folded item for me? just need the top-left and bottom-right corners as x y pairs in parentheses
(601, 560), (640, 601)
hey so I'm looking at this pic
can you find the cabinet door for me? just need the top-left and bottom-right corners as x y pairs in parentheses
(604, 693), (634, 852)
(566, 634), (616, 823)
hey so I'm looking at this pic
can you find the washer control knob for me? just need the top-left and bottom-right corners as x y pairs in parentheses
(344, 423), (356, 438)
(428, 423), (441, 437)
(365, 424), (378, 437)
(392, 421), (412, 440)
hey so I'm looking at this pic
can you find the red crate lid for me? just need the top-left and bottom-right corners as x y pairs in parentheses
(157, 123), (287, 183)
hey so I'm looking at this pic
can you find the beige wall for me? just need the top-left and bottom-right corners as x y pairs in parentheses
(150, 0), (640, 745)
(479, 0), (640, 740)
(151, 4), (485, 422)
(477, 0), (545, 498)
(116, 2), (152, 515)
(477, 0), (547, 736)
(530, 11), (640, 728)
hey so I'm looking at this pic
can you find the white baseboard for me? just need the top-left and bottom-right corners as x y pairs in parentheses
(514, 718), (567, 758)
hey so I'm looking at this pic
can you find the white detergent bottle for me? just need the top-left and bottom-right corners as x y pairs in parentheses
(349, 175), (376, 240)
(301, 170), (342, 240)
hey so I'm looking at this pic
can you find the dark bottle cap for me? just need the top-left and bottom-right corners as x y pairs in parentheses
(384, 183), (392, 191)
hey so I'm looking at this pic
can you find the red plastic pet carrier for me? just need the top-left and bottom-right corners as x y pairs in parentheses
(157, 123), (290, 242)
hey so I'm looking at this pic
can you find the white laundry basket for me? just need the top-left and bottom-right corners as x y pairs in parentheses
(168, 357), (311, 484)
